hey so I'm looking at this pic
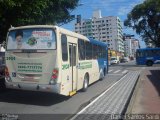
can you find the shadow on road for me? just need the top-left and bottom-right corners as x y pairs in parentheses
(109, 64), (145, 68)
(110, 64), (160, 68)
(147, 70), (160, 96)
(0, 89), (70, 106)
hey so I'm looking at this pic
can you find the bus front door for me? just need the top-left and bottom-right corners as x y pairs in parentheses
(69, 43), (77, 96)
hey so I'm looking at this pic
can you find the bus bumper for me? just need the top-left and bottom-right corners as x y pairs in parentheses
(5, 81), (60, 93)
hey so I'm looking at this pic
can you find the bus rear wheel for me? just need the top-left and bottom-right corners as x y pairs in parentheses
(146, 61), (153, 66)
(100, 68), (106, 80)
(82, 74), (89, 92)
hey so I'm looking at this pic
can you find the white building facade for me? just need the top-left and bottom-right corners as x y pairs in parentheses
(123, 35), (140, 57)
(75, 10), (124, 53)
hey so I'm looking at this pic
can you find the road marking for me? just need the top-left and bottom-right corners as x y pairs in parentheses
(108, 74), (122, 76)
(108, 70), (113, 72)
(122, 70), (128, 74)
(113, 70), (121, 73)
(142, 67), (145, 69)
(70, 73), (128, 120)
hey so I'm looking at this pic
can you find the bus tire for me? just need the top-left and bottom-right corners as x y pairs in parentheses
(100, 68), (106, 80)
(82, 74), (89, 92)
(146, 60), (153, 66)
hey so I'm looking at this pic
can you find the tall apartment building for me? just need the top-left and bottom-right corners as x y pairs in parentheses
(75, 10), (124, 53)
(123, 34), (140, 57)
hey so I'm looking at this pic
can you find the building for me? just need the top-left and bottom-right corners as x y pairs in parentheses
(123, 34), (140, 57)
(75, 10), (124, 54)
(132, 39), (140, 57)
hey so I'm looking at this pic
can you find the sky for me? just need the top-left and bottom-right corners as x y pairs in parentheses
(62, 0), (146, 48)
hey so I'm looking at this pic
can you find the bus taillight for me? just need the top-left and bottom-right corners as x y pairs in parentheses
(52, 69), (58, 76)
(49, 68), (59, 85)
(5, 66), (11, 81)
(5, 66), (9, 77)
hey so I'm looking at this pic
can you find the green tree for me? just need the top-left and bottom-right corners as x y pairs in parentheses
(124, 0), (160, 47)
(0, 0), (79, 44)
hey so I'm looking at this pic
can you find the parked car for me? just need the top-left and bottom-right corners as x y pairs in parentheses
(120, 57), (129, 63)
(110, 57), (119, 64)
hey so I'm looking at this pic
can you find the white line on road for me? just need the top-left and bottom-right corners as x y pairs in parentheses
(70, 73), (128, 120)
(142, 67), (146, 69)
(113, 70), (121, 73)
(108, 74), (122, 76)
(122, 70), (128, 74)
(108, 70), (113, 72)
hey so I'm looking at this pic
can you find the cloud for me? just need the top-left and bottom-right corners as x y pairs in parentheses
(117, 5), (133, 16)
(82, 0), (145, 16)
(117, 1), (144, 16)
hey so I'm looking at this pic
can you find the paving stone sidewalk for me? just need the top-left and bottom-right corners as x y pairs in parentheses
(71, 71), (140, 120)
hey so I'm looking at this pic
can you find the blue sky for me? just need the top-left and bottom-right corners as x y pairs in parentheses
(62, 0), (146, 48)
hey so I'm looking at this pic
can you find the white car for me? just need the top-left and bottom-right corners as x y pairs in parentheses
(110, 57), (119, 64)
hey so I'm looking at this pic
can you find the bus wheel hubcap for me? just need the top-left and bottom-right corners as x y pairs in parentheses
(84, 79), (87, 88)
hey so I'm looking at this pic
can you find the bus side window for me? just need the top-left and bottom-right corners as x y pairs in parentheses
(61, 34), (68, 61)
(86, 42), (92, 60)
(78, 39), (85, 60)
(93, 45), (98, 59)
(157, 50), (160, 56)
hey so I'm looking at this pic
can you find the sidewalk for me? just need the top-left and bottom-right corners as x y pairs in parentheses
(129, 67), (160, 114)
(71, 71), (140, 120)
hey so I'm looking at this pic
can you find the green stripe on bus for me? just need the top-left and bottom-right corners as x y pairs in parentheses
(62, 64), (69, 70)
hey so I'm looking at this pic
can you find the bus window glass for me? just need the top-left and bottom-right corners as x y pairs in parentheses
(72, 46), (76, 66)
(102, 47), (106, 58)
(69, 45), (76, 66)
(61, 34), (68, 61)
(86, 42), (92, 60)
(93, 45), (98, 59)
(156, 50), (160, 56)
(78, 39), (85, 60)
(7, 28), (56, 50)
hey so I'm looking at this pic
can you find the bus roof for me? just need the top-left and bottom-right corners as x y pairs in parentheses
(137, 48), (160, 51)
(88, 38), (107, 47)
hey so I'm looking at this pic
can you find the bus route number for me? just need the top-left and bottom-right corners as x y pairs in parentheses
(6, 57), (16, 60)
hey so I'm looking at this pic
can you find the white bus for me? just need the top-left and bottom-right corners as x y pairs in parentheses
(5, 25), (108, 96)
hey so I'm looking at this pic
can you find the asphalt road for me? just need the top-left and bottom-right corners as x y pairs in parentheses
(0, 60), (146, 120)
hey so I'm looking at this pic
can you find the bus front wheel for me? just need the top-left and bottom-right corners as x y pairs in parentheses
(82, 74), (89, 92)
(146, 61), (153, 66)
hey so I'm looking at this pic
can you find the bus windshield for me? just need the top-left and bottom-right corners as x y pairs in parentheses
(7, 28), (56, 50)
